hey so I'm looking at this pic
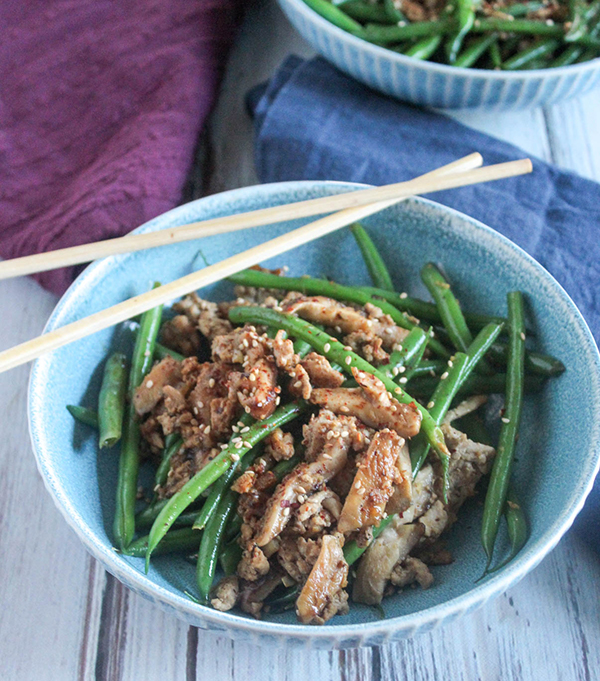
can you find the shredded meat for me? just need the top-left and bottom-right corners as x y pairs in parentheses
(300, 352), (345, 388)
(211, 576), (239, 612)
(337, 429), (405, 534)
(296, 534), (349, 625)
(253, 411), (355, 546)
(284, 296), (408, 350)
(133, 357), (185, 416)
(390, 556), (434, 589)
(264, 428), (295, 461)
(160, 314), (202, 357)
(175, 293), (232, 341)
(309, 368), (421, 438)
(237, 545), (270, 582)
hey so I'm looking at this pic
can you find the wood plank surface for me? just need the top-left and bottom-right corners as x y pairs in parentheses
(1, 0), (599, 679)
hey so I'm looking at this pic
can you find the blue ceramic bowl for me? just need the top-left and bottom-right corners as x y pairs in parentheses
(29, 181), (600, 648)
(277, 0), (600, 110)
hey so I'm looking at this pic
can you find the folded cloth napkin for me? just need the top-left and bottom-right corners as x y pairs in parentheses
(0, 0), (245, 294)
(248, 55), (600, 551)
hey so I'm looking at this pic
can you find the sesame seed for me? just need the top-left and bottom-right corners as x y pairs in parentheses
(392, 367), (399, 376)
(235, 441), (243, 449)
(427, 401), (435, 409)
(344, 345), (352, 351)
(244, 406), (251, 414)
(502, 417), (510, 424)
(208, 378), (215, 388)
(327, 431), (334, 439)
(242, 339), (249, 348)
(324, 343), (331, 352)
(241, 426), (250, 433)
(232, 426), (239, 432)
(399, 377), (408, 384)
(252, 340), (259, 348)
(193, 407), (198, 415)
(441, 371), (449, 380)
(283, 507), (291, 517)
(340, 405), (350, 413)
(231, 453), (240, 462)
(400, 292), (408, 299)
(205, 425), (211, 434)
(257, 401), (263, 408)
(335, 326), (342, 334)
(546, 18), (554, 25)
(398, 365), (406, 373)
(520, 332), (526, 341)
(275, 396), (281, 405)
(146, 380), (154, 389)
(345, 356), (352, 365)
(294, 381), (302, 388)
(249, 373), (257, 382)
(397, 20), (406, 26)
(198, 401), (204, 409)
(341, 430), (349, 438)
(448, 360), (453, 367)
(394, 387), (402, 394)
(220, 443), (228, 450)
(243, 441), (251, 448)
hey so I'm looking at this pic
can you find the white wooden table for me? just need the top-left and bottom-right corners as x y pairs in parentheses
(2, 1), (599, 678)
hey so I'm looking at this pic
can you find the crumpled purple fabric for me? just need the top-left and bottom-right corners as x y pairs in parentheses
(0, 0), (245, 294)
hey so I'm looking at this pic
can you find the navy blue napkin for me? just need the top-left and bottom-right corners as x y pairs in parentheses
(247, 55), (600, 552)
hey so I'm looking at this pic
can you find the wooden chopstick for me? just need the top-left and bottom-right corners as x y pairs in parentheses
(1, 152), (489, 281)
(0, 156), (532, 374)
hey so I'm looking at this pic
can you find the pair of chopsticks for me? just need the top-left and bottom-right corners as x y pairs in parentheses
(0, 153), (532, 374)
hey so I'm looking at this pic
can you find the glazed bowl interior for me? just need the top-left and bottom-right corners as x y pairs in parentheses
(29, 181), (600, 647)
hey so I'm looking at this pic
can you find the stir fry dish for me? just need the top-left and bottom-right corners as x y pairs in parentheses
(68, 224), (564, 624)
(303, 0), (600, 69)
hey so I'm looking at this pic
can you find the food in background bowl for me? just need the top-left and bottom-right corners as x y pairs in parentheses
(66, 223), (564, 624)
(302, 0), (600, 70)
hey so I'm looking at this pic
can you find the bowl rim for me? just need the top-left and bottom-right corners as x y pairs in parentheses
(28, 179), (600, 642)
(279, 0), (600, 80)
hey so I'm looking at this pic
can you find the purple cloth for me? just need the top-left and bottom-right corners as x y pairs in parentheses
(0, 0), (245, 294)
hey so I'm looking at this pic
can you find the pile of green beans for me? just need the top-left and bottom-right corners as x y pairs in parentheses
(64, 220), (565, 611)
(302, 0), (600, 69)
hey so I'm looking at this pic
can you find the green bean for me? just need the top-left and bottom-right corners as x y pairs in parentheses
(229, 306), (450, 461)
(576, 45), (600, 60)
(135, 500), (199, 530)
(273, 453), (303, 479)
(303, 0), (366, 33)
(155, 435), (183, 488)
(67, 405), (99, 429)
(407, 359), (446, 378)
(226, 513), (243, 541)
(125, 527), (200, 558)
(549, 43), (586, 66)
(228, 270), (450, 357)
(336, 0), (394, 23)
(408, 371), (544, 397)
(382, 327), (428, 380)
(488, 341), (564, 376)
(503, 38), (560, 69)
(489, 39), (503, 68)
(360, 285), (507, 329)
(98, 353), (128, 449)
(384, 0), (407, 22)
(471, 18), (565, 36)
(350, 223), (394, 291)
(154, 342), (185, 362)
(193, 415), (254, 531)
(410, 322), (504, 478)
(266, 587), (300, 612)
(405, 35), (443, 59)
(504, 1), (546, 16)
(410, 353), (470, 482)
(421, 263), (474, 353)
(197, 488), (237, 603)
(144, 402), (306, 571)
(400, 329), (431, 382)
(566, 0), (600, 41)
(481, 292), (526, 571)
(454, 34), (497, 67)
(572, 33), (600, 47)
(488, 487), (528, 572)
(114, 286), (163, 551)
(219, 538), (243, 576)
(363, 19), (453, 45)
(447, 0), (477, 63)
(293, 338), (313, 358)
